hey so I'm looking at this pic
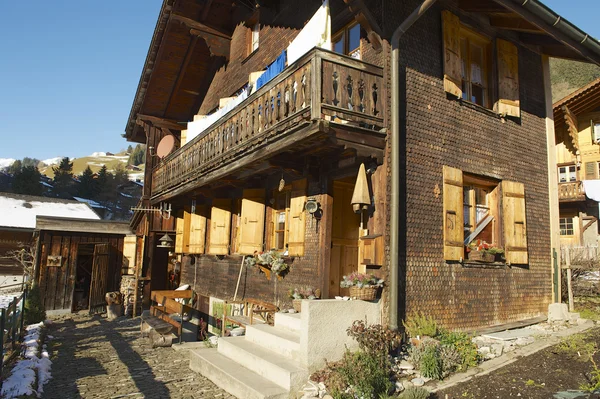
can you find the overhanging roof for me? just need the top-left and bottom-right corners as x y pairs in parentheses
(36, 216), (132, 235)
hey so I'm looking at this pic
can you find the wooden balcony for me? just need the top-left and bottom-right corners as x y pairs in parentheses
(151, 48), (386, 202)
(558, 181), (586, 202)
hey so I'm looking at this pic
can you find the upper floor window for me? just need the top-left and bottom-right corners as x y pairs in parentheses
(593, 121), (600, 144)
(460, 29), (490, 108)
(559, 217), (574, 236)
(442, 10), (520, 118)
(558, 165), (577, 183)
(250, 23), (260, 53)
(333, 22), (361, 59)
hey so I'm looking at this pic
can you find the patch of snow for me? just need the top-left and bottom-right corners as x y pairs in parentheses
(0, 158), (16, 169)
(89, 152), (106, 157)
(0, 195), (100, 229)
(41, 157), (63, 166)
(581, 271), (600, 281)
(1, 321), (52, 398)
(0, 293), (23, 309)
(119, 192), (133, 198)
(72, 197), (108, 209)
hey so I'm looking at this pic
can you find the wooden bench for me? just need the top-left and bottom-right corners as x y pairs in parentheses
(222, 299), (279, 336)
(142, 290), (194, 346)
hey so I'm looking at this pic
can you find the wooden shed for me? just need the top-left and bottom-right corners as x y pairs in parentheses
(35, 216), (133, 315)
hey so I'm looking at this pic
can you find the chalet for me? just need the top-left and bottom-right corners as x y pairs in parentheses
(554, 78), (600, 248)
(124, 1), (600, 393)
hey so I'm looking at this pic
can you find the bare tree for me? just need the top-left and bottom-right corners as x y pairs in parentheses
(0, 243), (36, 281)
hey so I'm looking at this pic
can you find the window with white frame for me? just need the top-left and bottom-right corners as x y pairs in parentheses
(250, 23), (260, 53)
(558, 165), (577, 183)
(593, 122), (600, 144)
(559, 217), (574, 236)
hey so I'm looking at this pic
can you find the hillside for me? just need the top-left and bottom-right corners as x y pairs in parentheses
(550, 58), (600, 103)
(39, 153), (144, 181)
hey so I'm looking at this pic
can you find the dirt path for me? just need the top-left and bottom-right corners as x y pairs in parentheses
(41, 313), (235, 399)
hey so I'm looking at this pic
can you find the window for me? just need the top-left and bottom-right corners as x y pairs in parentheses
(585, 162), (597, 180)
(558, 165), (577, 183)
(560, 217), (574, 236)
(459, 29), (490, 108)
(443, 166), (528, 264)
(251, 23), (260, 52)
(593, 121), (600, 144)
(272, 190), (290, 252)
(333, 22), (361, 59)
(442, 11), (520, 117)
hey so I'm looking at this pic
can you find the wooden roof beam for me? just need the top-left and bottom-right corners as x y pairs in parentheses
(136, 114), (186, 131)
(458, 0), (511, 13)
(170, 14), (231, 39)
(189, 29), (230, 59)
(490, 16), (543, 33)
(562, 105), (580, 152)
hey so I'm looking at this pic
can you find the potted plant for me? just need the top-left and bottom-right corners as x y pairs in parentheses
(288, 287), (321, 312)
(244, 250), (289, 280)
(466, 240), (504, 263)
(340, 272), (384, 301)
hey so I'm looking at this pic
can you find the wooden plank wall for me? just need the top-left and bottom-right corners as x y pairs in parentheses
(37, 231), (125, 312)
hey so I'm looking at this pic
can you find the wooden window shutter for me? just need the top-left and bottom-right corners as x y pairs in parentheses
(502, 181), (528, 264)
(442, 10), (462, 98)
(585, 162), (596, 180)
(238, 189), (266, 255)
(188, 205), (207, 254)
(175, 210), (185, 254)
(208, 199), (231, 255)
(443, 166), (464, 261)
(288, 179), (307, 257)
(495, 39), (520, 118)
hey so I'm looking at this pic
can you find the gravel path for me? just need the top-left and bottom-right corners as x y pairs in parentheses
(41, 313), (235, 399)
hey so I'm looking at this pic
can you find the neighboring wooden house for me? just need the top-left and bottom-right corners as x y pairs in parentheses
(35, 217), (132, 315)
(124, 0), (600, 333)
(554, 78), (600, 247)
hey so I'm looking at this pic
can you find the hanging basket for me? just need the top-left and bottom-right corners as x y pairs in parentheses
(292, 299), (302, 312)
(349, 286), (378, 301)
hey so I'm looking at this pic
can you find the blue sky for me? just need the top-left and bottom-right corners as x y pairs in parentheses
(0, 0), (598, 161)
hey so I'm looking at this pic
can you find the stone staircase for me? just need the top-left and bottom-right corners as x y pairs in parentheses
(189, 312), (307, 399)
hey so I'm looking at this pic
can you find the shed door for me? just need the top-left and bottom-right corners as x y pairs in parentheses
(89, 243), (110, 314)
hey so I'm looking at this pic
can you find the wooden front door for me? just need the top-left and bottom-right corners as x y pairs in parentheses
(89, 243), (110, 314)
(329, 181), (361, 297)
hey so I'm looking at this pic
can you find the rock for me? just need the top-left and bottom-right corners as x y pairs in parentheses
(412, 377), (425, 387)
(515, 337), (534, 346)
(323, 395), (333, 399)
(491, 343), (504, 356)
(395, 381), (405, 393)
(289, 309), (297, 314)
(478, 346), (491, 355)
(548, 303), (569, 322)
(208, 336), (219, 346)
(403, 380), (414, 389)
(398, 361), (415, 370)
(230, 327), (245, 336)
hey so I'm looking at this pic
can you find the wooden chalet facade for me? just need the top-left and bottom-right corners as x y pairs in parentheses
(125, 0), (600, 331)
(554, 78), (600, 248)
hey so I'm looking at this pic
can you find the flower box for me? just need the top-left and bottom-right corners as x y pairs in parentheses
(468, 251), (495, 263)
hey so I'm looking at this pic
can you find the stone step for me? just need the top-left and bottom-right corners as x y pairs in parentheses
(218, 337), (307, 391)
(246, 324), (301, 360)
(274, 312), (302, 333)
(189, 347), (289, 399)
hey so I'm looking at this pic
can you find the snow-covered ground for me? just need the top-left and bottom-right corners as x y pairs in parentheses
(1, 321), (52, 398)
(0, 293), (23, 310)
(41, 157), (63, 166)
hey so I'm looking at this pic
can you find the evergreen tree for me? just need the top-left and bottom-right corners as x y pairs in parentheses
(21, 157), (40, 169)
(127, 145), (133, 154)
(97, 165), (114, 204)
(52, 157), (74, 198)
(12, 165), (43, 196)
(77, 166), (98, 199)
(128, 144), (146, 166)
(7, 160), (22, 175)
(114, 163), (129, 187)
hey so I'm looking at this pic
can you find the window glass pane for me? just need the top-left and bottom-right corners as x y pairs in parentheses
(460, 38), (468, 79)
(348, 24), (361, 53)
(558, 167), (566, 182)
(252, 23), (260, 51)
(333, 33), (345, 55)
(471, 85), (484, 106)
(594, 123), (600, 142)
(275, 232), (285, 250)
(569, 166), (577, 182)
(470, 44), (484, 85)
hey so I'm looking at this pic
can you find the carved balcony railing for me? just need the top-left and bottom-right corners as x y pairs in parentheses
(558, 181), (586, 202)
(151, 48), (385, 201)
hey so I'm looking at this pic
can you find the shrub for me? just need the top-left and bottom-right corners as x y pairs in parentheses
(438, 345), (462, 377)
(419, 344), (443, 380)
(403, 313), (438, 338)
(24, 285), (46, 326)
(437, 330), (480, 371)
(331, 350), (393, 399)
(399, 386), (430, 399)
(408, 337), (439, 366)
(347, 320), (402, 357)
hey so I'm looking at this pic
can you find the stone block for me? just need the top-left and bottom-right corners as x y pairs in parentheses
(548, 303), (569, 322)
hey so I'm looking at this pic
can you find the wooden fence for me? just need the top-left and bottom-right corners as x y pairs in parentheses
(561, 245), (600, 312)
(0, 288), (27, 376)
